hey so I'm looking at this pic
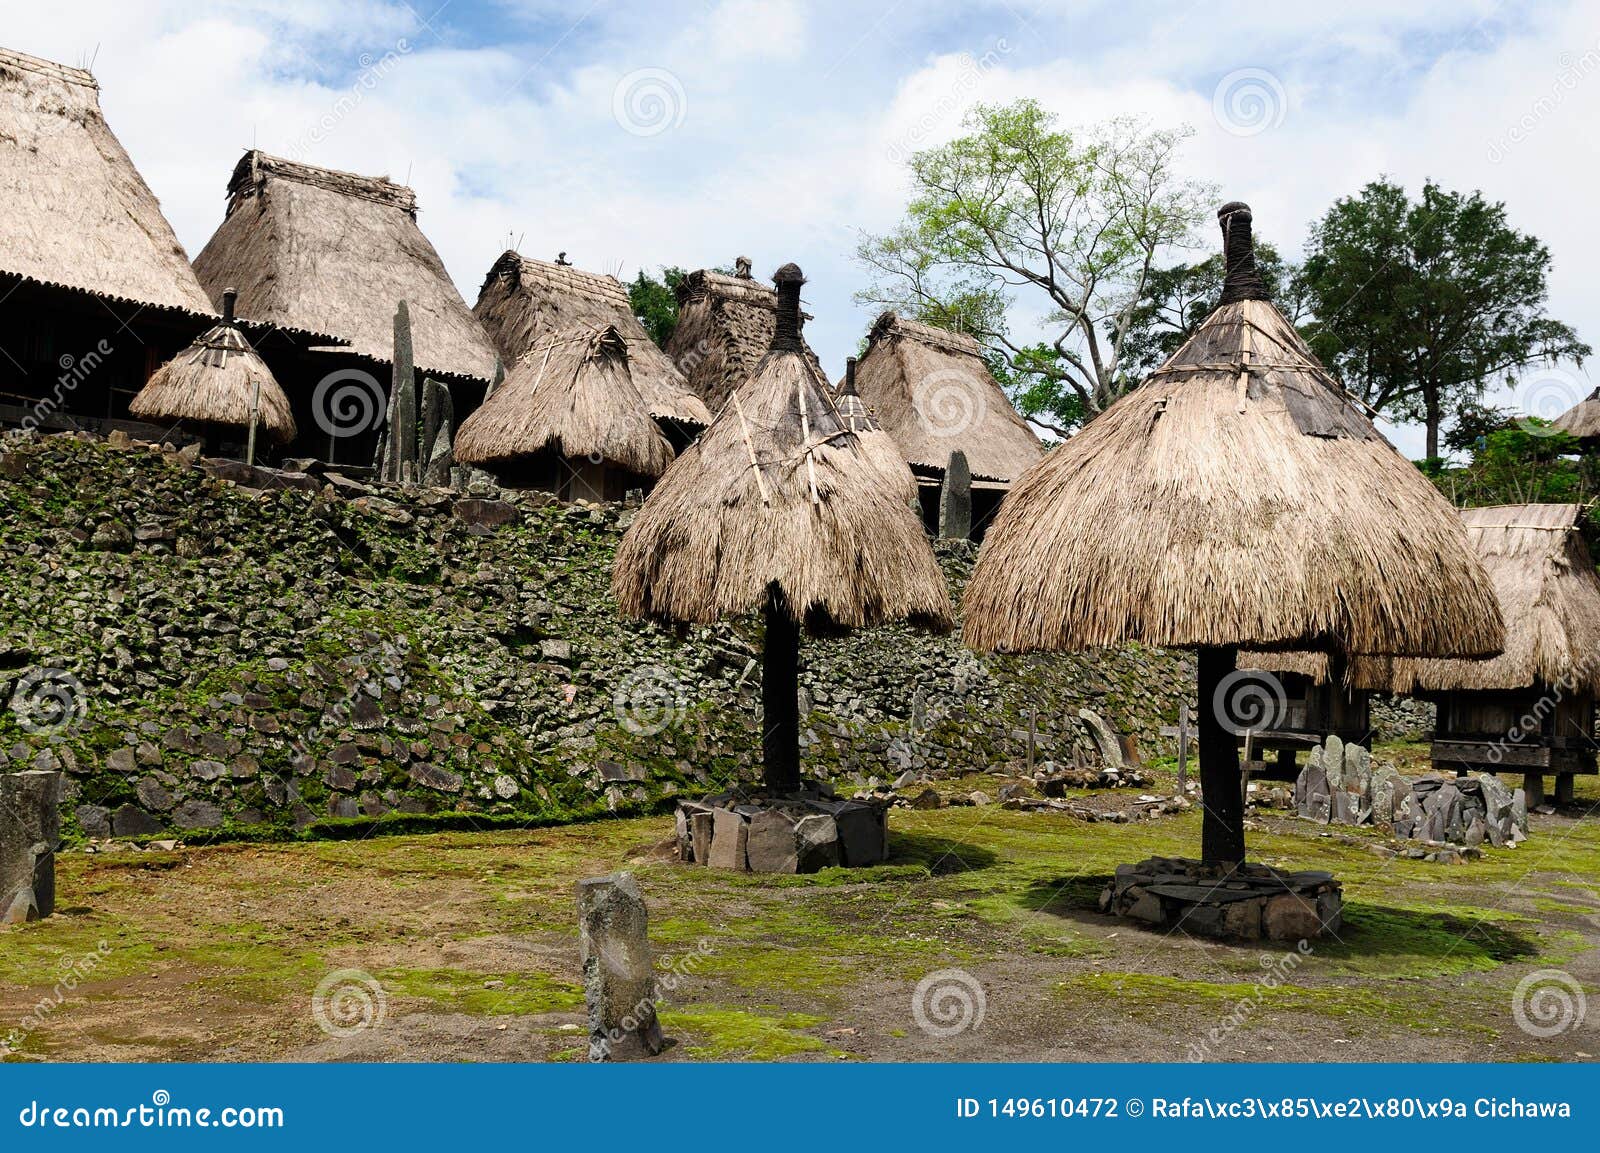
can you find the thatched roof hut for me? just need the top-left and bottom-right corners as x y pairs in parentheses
(665, 262), (829, 410)
(834, 356), (919, 505)
(129, 290), (296, 444)
(0, 47), (215, 318)
(472, 251), (710, 435)
(192, 151), (496, 382)
(1550, 388), (1600, 443)
(850, 312), (1043, 485)
(455, 323), (673, 479)
(964, 202), (1503, 866)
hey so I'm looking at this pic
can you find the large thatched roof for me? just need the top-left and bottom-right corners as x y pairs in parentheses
(614, 265), (952, 632)
(472, 251), (710, 430)
(129, 292), (296, 443)
(1382, 504), (1600, 694)
(0, 46), (214, 317)
(851, 312), (1044, 483)
(192, 151), (496, 381)
(665, 265), (829, 410)
(1551, 387), (1600, 441)
(454, 324), (673, 477)
(964, 202), (1504, 660)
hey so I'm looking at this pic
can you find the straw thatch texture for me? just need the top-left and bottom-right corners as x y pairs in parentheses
(964, 295), (1504, 658)
(666, 269), (829, 410)
(472, 252), (710, 429)
(834, 364), (919, 504)
(454, 325), (673, 476)
(1551, 388), (1600, 441)
(1382, 504), (1600, 694)
(129, 321), (296, 443)
(851, 312), (1043, 483)
(1237, 650), (1395, 691)
(192, 151), (496, 381)
(613, 300), (951, 632)
(0, 47), (214, 316)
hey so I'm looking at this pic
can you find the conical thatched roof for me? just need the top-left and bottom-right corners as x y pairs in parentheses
(1382, 504), (1600, 694)
(192, 151), (496, 381)
(614, 265), (952, 632)
(964, 202), (1504, 660)
(0, 46), (214, 316)
(1551, 387), (1600, 441)
(454, 324), (673, 477)
(835, 356), (919, 504)
(851, 312), (1044, 483)
(472, 251), (710, 431)
(665, 264), (829, 410)
(128, 291), (296, 443)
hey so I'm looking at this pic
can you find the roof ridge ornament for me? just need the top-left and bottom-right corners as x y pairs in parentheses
(1217, 201), (1269, 305)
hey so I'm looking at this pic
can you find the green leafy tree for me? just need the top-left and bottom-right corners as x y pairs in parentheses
(1298, 178), (1589, 459)
(856, 100), (1214, 434)
(629, 266), (688, 348)
(1429, 421), (1587, 509)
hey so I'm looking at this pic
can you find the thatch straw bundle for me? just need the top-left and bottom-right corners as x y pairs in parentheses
(192, 152), (497, 381)
(1551, 388), (1600, 441)
(1384, 504), (1600, 694)
(472, 252), (710, 432)
(0, 47), (214, 316)
(613, 266), (952, 634)
(851, 312), (1043, 483)
(454, 325), (673, 477)
(129, 290), (295, 443)
(834, 356), (920, 505)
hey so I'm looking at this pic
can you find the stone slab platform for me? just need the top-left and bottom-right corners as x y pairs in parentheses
(1098, 855), (1342, 942)
(675, 789), (889, 873)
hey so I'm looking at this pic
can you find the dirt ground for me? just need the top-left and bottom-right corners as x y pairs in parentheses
(3, 761), (1599, 1063)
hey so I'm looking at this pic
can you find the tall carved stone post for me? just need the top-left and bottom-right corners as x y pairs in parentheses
(1, 770), (62, 923)
(940, 449), (972, 540)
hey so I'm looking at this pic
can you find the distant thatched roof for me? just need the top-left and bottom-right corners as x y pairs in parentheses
(0, 46), (214, 317)
(1382, 504), (1600, 694)
(964, 202), (1504, 660)
(851, 312), (1043, 483)
(614, 265), (951, 632)
(454, 324), (673, 477)
(666, 266), (829, 410)
(472, 252), (710, 430)
(129, 293), (295, 443)
(192, 151), (496, 381)
(1237, 650), (1394, 691)
(1551, 388), (1600, 441)
(834, 356), (919, 503)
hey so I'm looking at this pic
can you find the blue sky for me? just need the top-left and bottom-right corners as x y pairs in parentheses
(6, 0), (1597, 457)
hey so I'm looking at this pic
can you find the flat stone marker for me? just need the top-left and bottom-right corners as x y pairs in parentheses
(576, 872), (664, 1062)
(707, 808), (749, 870)
(1, 770), (62, 923)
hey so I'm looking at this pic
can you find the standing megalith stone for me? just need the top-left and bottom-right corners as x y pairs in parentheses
(1077, 708), (1126, 773)
(939, 450), (972, 540)
(1, 770), (62, 923)
(576, 872), (664, 1062)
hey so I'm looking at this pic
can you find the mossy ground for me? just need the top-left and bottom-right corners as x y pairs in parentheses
(3, 782), (1597, 1063)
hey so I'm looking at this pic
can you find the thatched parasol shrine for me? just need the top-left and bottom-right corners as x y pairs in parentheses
(963, 203), (1504, 939)
(129, 288), (296, 456)
(613, 264), (952, 872)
